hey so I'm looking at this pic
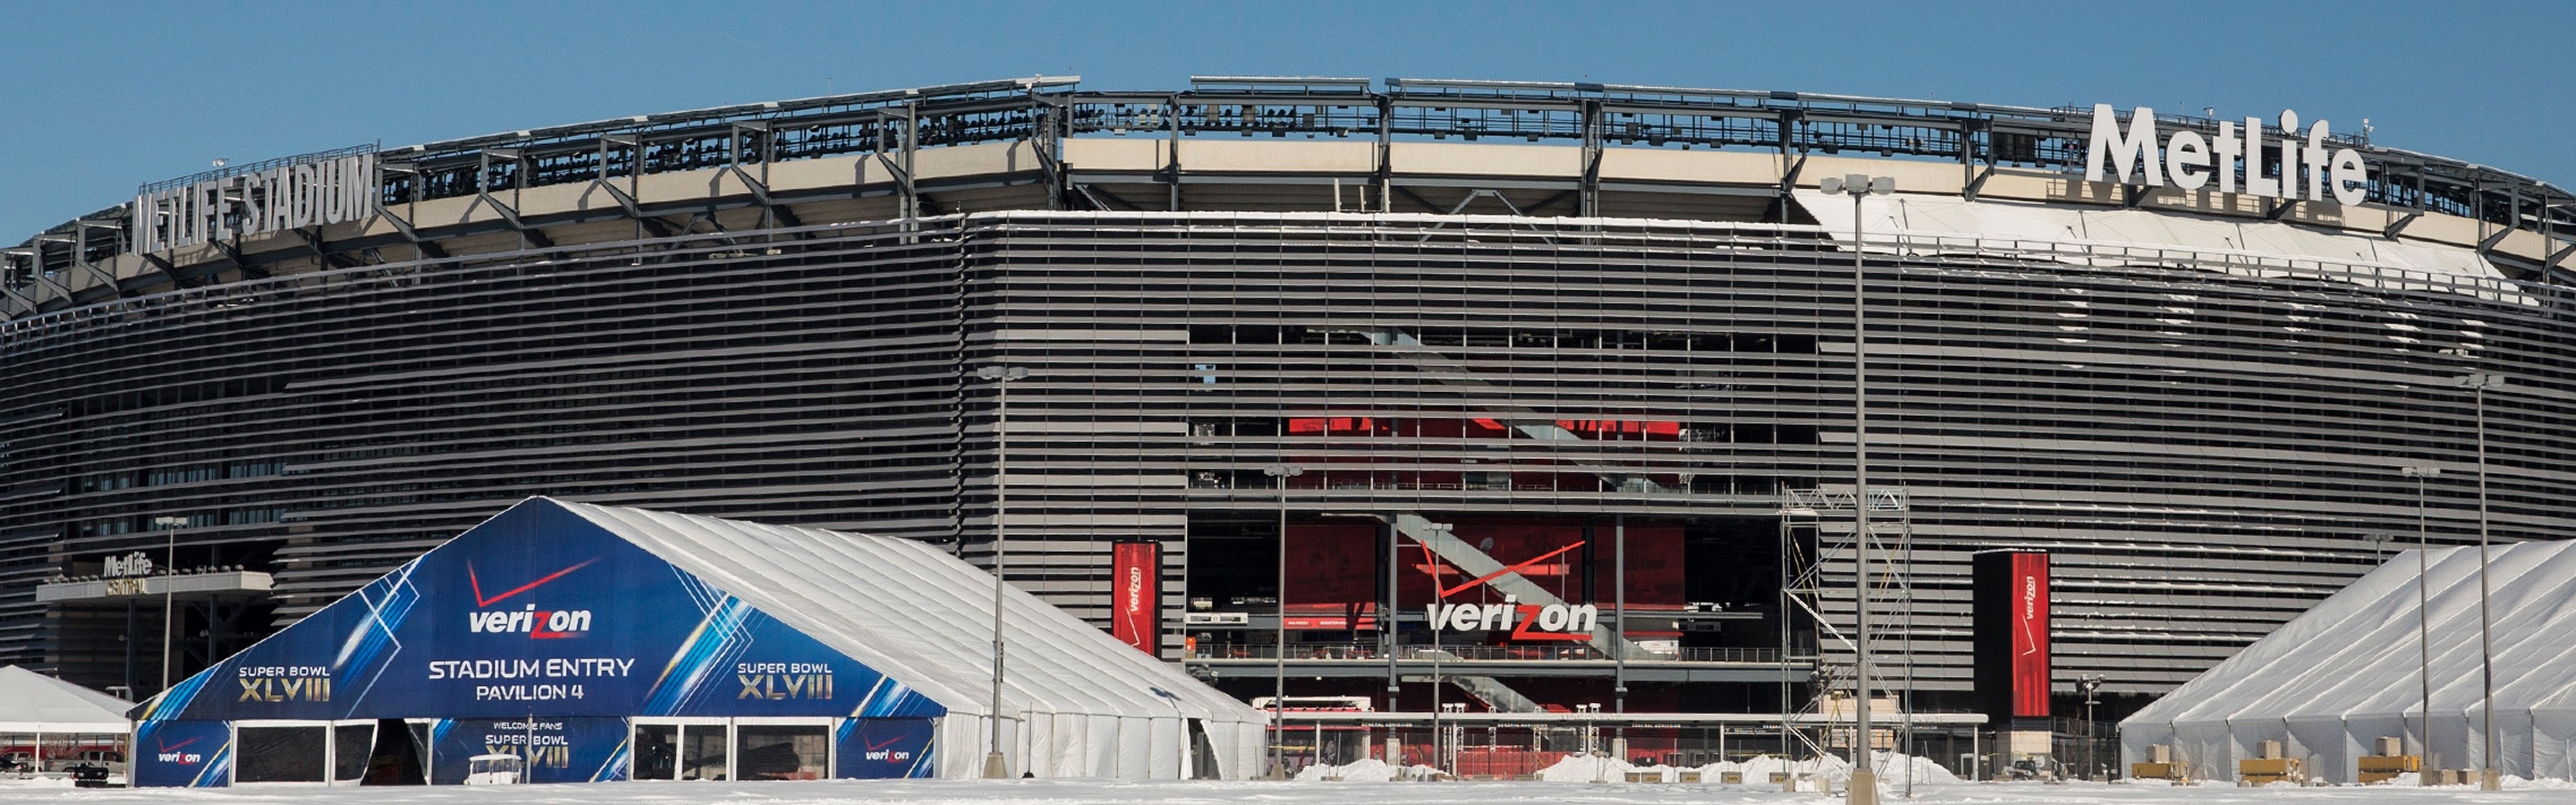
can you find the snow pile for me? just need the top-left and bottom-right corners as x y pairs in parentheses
(1521, 750), (1957, 785)
(1710, 752), (1848, 784)
(1689, 751), (1958, 786)
(1872, 750), (1962, 784)
(1293, 758), (1444, 782)
(1535, 752), (1635, 782)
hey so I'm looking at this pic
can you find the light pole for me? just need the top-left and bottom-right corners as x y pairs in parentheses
(2402, 465), (2440, 785)
(2077, 675), (2104, 780)
(151, 515), (187, 695)
(2457, 372), (2504, 790)
(977, 364), (1028, 779)
(1261, 462), (1303, 780)
(1419, 521), (1452, 775)
(1821, 172), (1893, 805)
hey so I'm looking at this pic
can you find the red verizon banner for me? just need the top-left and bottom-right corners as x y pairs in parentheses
(2011, 552), (2052, 718)
(1111, 541), (1160, 655)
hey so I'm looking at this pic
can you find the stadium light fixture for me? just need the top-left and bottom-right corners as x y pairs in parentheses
(977, 364), (1029, 779)
(2402, 464), (2441, 784)
(1820, 172), (1892, 805)
(2456, 372), (2504, 790)
(1260, 462), (1304, 780)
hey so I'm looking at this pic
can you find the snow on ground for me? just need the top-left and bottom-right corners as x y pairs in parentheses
(1291, 757), (1445, 782)
(10, 775), (2576, 805)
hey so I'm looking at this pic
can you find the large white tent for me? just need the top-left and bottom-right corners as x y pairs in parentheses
(0, 664), (131, 772)
(0, 665), (131, 733)
(2121, 540), (2576, 784)
(139, 497), (1265, 784)
(565, 500), (1269, 779)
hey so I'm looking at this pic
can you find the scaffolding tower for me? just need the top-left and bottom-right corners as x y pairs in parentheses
(1778, 487), (1917, 769)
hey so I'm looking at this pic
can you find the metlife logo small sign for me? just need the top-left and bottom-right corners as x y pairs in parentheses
(2086, 104), (2368, 206)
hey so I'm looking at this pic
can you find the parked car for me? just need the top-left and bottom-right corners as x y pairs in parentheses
(48, 750), (126, 777)
(462, 753), (523, 785)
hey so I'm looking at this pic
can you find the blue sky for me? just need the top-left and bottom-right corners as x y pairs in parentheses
(4, 0), (2568, 242)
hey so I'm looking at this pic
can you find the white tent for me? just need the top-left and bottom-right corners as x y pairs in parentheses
(0, 665), (131, 733)
(561, 500), (1267, 780)
(0, 664), (131, 771)
(2121, 540), (2576, 783)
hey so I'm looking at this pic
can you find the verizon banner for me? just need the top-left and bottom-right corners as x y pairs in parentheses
(1111, 541), (1161, 655)
(2008, 552), (2052, 718)
(1972, 549), (2053, 724)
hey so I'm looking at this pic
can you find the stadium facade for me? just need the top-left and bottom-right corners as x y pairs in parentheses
(4, 76), (2571, 728)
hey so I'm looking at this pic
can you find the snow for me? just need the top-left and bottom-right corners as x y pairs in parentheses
(13, 775), (2576, 804)
(1291, 758), (1444, 782)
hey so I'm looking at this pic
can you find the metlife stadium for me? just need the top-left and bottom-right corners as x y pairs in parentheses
(4, 76), (2572, 736)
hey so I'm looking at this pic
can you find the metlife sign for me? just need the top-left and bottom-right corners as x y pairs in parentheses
(2085, 104), (2368, 205)
(131, 150), (377, 253)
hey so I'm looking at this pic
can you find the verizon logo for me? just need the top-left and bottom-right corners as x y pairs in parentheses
(469, 605), (592, 638)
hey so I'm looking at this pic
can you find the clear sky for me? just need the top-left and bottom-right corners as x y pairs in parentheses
(3, 0), (2568, 242)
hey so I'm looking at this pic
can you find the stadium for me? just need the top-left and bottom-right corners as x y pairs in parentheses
(4, 75), (2572, 767)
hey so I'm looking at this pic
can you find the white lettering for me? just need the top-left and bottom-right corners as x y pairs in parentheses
(464, 606), (591, 636)
(1563, 604), (1598, 634)
(2329, 148), (2368, 206)
(1536, 604), (1570, 631)
(1428, 600), (1597, 638)
(2084, 104), (2162, 185)
(2242, 116), (2280, 197)
(2304, 121), (2331, 202)
(2214, 121), (2242, 194)
(132, 153), (376, 251)
(2085, 105), (2363, 205)
(2165, 130), (2210, 191)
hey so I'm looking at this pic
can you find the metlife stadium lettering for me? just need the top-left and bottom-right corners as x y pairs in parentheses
(2085, 104), (2367, 206)
(131, 151), (377, 253)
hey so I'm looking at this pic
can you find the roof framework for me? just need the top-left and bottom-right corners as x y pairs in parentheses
(6, 76), (2571, 318)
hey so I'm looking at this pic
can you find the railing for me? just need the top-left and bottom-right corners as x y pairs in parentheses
(13, 77), (2572, 296)
(1884, 231), (2535, 306)
(1186, 642), (1783, 664)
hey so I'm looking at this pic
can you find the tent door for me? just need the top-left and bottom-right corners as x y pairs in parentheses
(359, 718), (425, 784)
(1186, 718), (1219, 780)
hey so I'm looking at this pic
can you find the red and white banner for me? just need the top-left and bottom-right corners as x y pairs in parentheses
(1111, 541), (1160, 655)
(2009, 552), (2052, 719)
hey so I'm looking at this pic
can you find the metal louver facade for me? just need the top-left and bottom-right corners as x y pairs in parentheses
(8, 210), (2568, 703)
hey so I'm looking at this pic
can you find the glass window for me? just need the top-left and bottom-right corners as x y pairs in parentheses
(235, 726), (326, 783)
(631, 724), (678, 781)
(731, 722), (818, 779)
(734, 724), (827, 781)
(333, 723), (373, 782)
(681, 724), (727, 781)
